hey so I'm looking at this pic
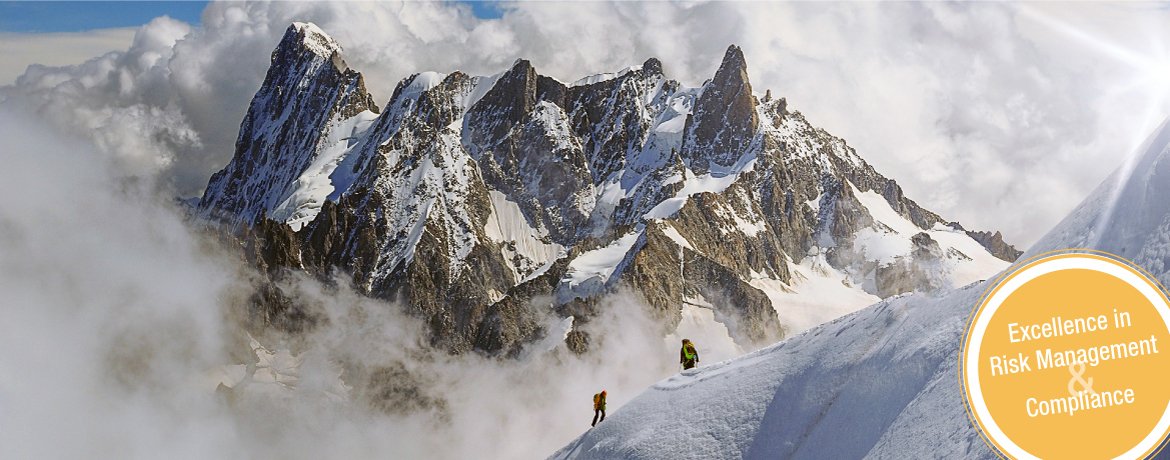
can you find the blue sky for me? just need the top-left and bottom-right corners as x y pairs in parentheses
(0, 2), (207, 32)
(460, 1), (503, 19)
(0, 1), (502, 33)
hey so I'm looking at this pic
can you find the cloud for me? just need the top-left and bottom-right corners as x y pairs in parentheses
(0, 108), (243, 458)
(735, 2), (1170, 249)
(2, 16), (197, 184)
(0, 27), (136, 85)
(4, 2), (1170, 245)
(0, 105), (698, 458)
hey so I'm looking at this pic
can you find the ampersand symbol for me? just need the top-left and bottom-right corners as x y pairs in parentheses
(1068, 361), (1096, 396)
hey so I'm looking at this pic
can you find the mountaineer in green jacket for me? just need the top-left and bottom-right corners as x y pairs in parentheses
(681, 338), (699, 370)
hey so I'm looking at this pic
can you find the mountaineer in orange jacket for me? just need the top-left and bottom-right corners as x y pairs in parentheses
(592, 390), (607, 426)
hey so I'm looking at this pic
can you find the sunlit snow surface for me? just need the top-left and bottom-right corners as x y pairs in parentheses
(562, 229), (643, 297)
(483, 190), (563, 280)
(553, 286), (990, 460)
(849, 183), (1009, 287)
(269, 110), (379, 230)
(750, 255), (881, 334)
(551, 120), (1170, 459)
(571, 64), (643, 87)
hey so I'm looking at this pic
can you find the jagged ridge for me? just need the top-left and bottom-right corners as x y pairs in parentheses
(200, 22), (1021, 355)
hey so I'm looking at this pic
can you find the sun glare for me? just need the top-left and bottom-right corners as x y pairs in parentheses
(1016, 3), (1170, 246)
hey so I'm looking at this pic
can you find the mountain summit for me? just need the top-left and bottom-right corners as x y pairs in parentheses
(199, 26), (1020, 355)
(199, 23), (378, 229)
(683, 44), (758, 172)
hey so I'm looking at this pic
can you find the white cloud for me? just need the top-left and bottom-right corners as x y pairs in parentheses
(5, 1), (1170, 246)
(1, 16), (196, 184)
(0, 28), (136, 85)
(0, 108), (241, 458)
(0, 106), (688, 458)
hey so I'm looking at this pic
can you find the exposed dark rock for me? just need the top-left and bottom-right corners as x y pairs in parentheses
(622, 222), (784, 348)
(564, 330), (590, 355)
(349, 363), (450, 419)
(965, 229), (1023, 261)
(682, 45), (759, 173)
(474, 100), (595, 243)
(642, 57), (663, 75)
(465, 59), (538, 149)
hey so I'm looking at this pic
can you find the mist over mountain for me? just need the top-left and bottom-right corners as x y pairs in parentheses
(0, 106), (703, 459)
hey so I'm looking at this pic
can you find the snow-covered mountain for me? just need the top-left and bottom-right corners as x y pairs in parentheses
(548, 120), (1170, 459)
(199, 23), (1019, 355)
(200, 22), (378, 229)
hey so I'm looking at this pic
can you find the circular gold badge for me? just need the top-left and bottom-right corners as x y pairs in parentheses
(962, 251), (1170, 459)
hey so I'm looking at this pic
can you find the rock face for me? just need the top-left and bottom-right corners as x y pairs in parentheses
(682, 45), (758, 173)
(199, 23), (1021, 355)
(964, 229), (1024, 262)
(466, 61), (596, 244)
(199, 23), (378, 229)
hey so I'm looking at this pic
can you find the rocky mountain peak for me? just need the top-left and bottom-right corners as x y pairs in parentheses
(280, 22), (343, 61)
(509, 57), (533, 73)
(417, 71), (473, 129)
(464, 58), (539, 149)
(641, 57), (663, 75)
(719, 44), (748, 73)
(963, 229), (1023, 262)
(682, 43), (759, 173)
(198, 22), (376, 228)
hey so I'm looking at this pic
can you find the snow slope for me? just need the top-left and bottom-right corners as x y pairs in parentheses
(484, 190), (564, 281)
(549, 120), (1170, 459)
(560, 229), (644, 300)
(750, 254), (881, 333)
(552, 286), (990, 459)
(1028, 119), (1170, 282)
(269, 109), (379, 230)
(849, 183), (1009, 287)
